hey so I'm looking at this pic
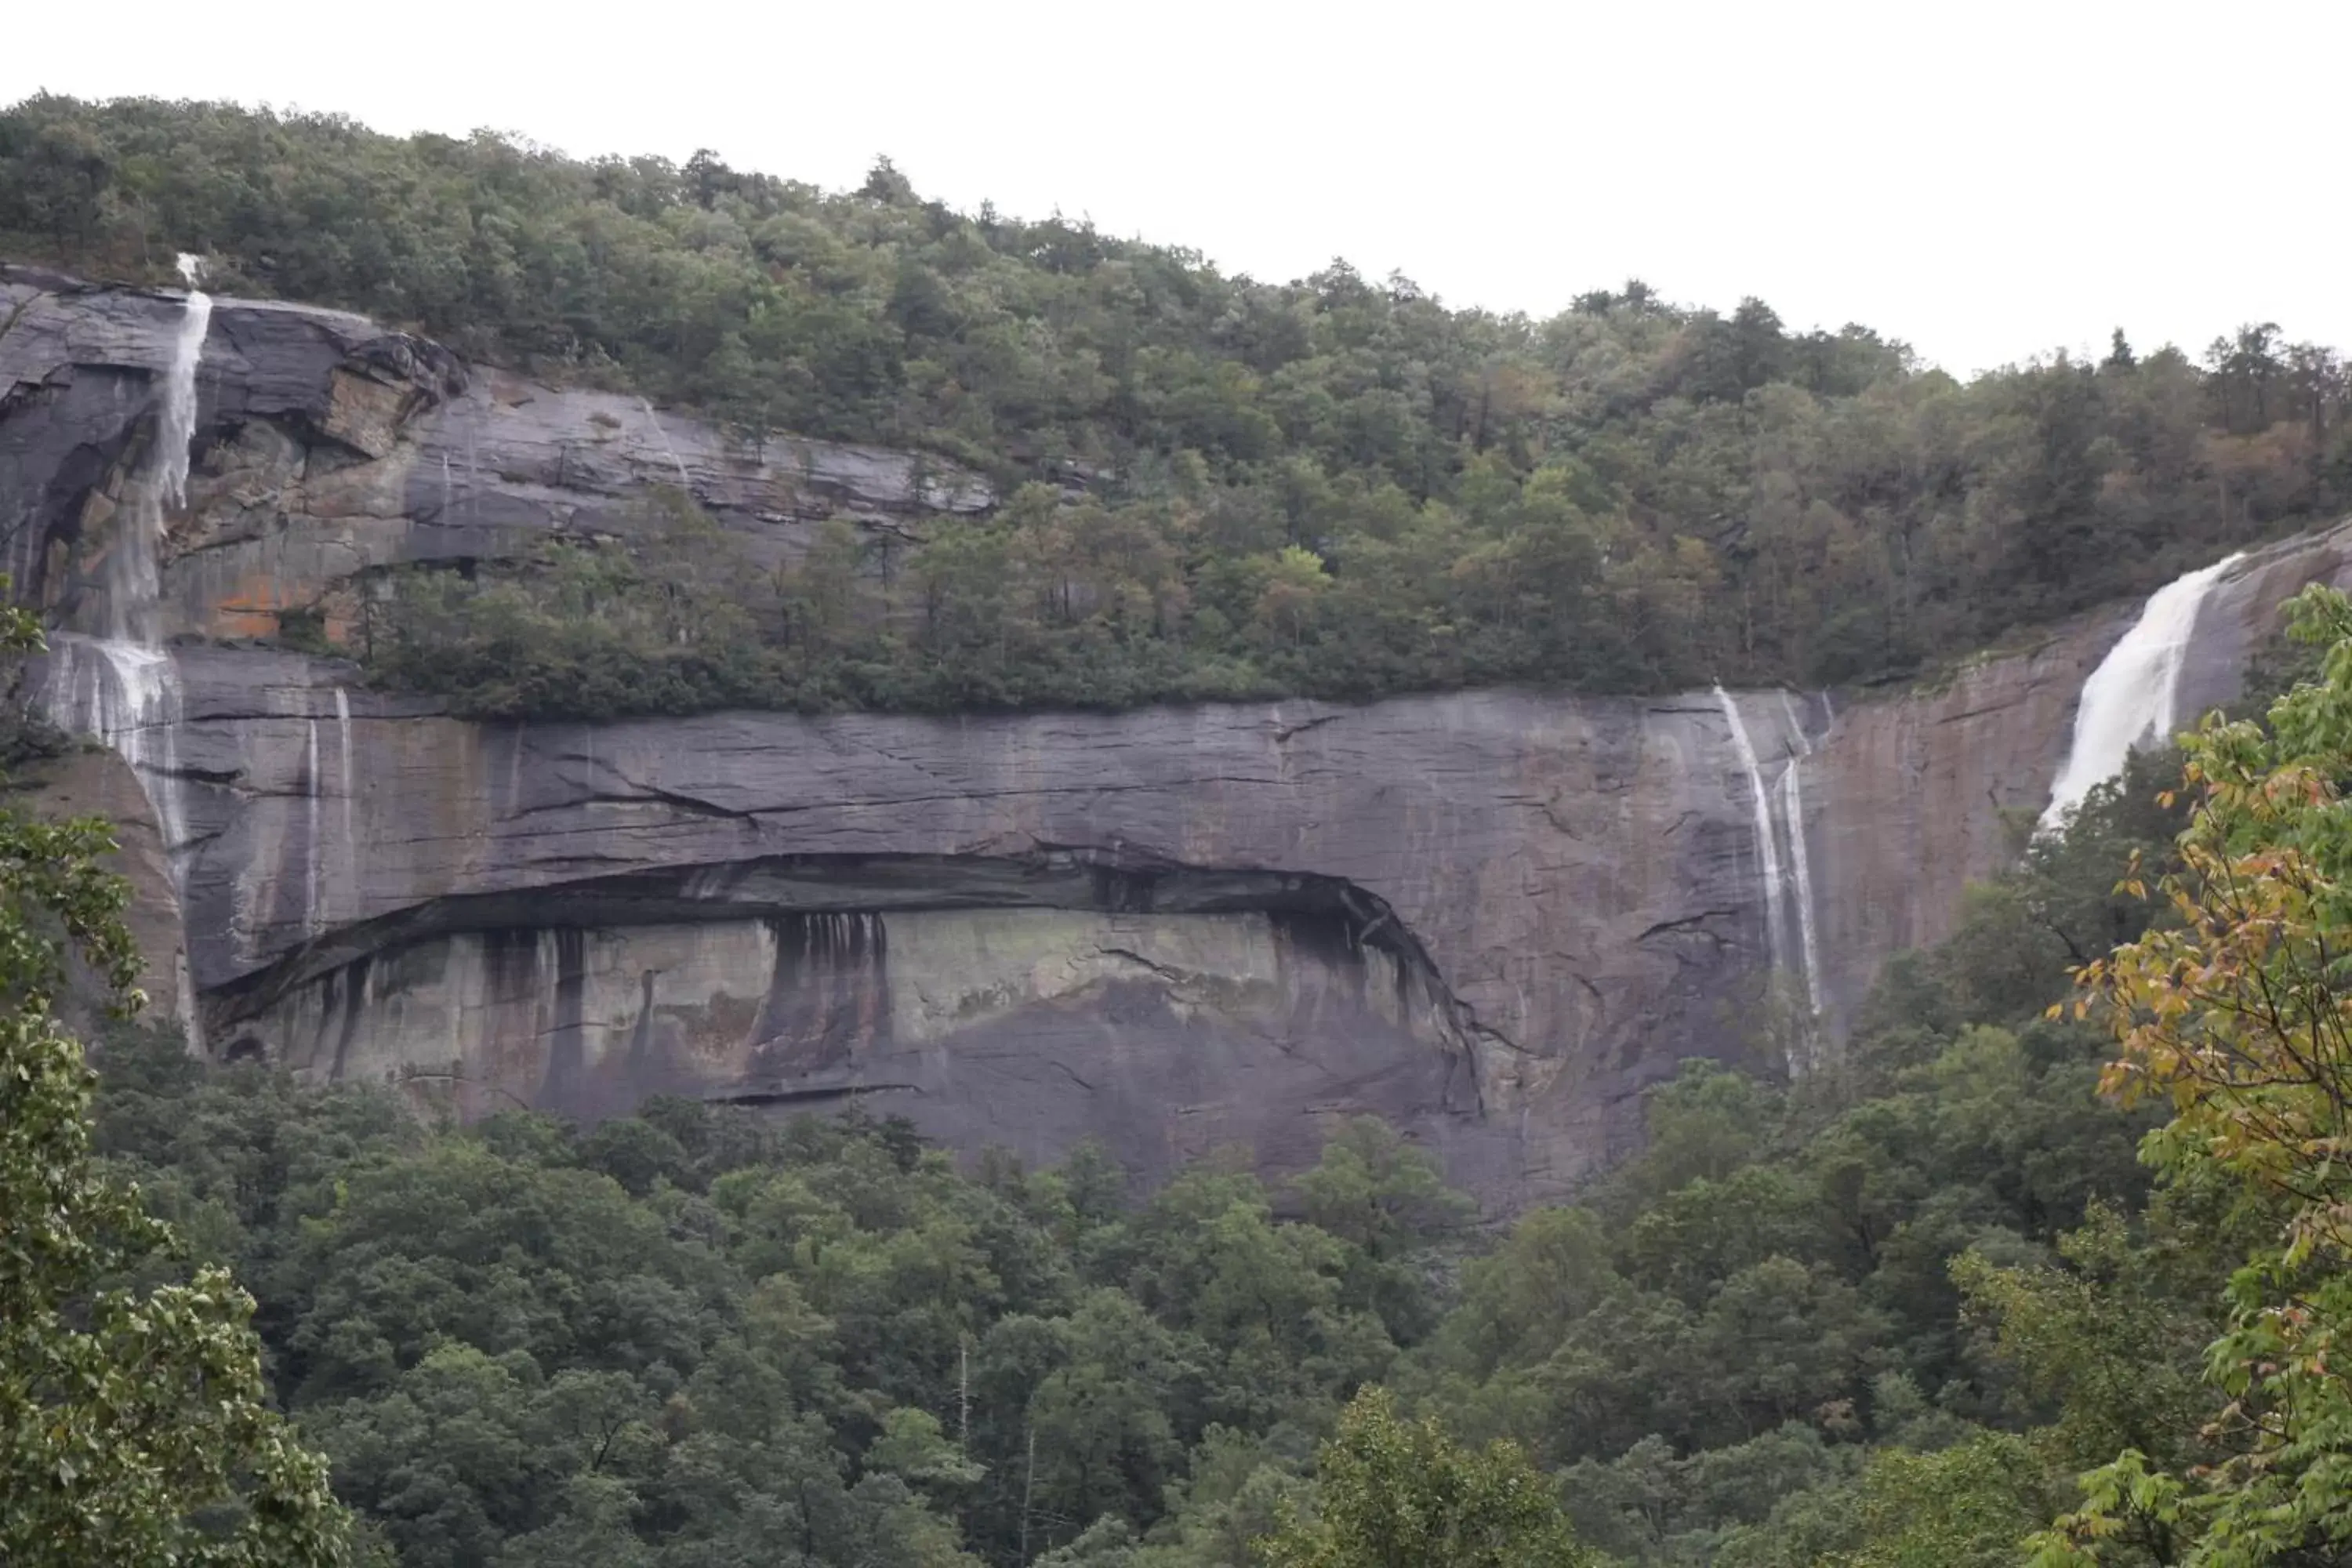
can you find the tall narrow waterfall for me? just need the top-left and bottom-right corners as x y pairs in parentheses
(106, 256), (214, 642)
(157, 263), (213, 510)
(46, 253), (212, 890)
(299, 688), (358, 938)
(2038, 552), (2245, 834)
(335, 688), (356, 888)
(1776, 692), (1825, 1020)
(1715, 687), (1791, 987)
(1716, 686), (1831, 1040)
(304, 717), (324, 937)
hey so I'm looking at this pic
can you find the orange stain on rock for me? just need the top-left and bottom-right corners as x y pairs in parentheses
(205, 574), (359, 646)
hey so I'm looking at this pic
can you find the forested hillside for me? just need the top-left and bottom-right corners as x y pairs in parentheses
(5, 96), (2350, 717)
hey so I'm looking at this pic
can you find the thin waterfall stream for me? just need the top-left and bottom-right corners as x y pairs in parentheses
(1715, 686), (1791, 994)
(336, 687), (356, 902)
(304, 717), (323, 937)
(1716, 686), (1829, 1047)
(45, 253), (212, 892)
(1776, 691), (1825, 1022)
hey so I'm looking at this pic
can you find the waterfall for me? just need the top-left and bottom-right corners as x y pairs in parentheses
(641, 397), (692, 488)
(1715, 687), (1790, 985)
(2039, 552), (2245, 834)
(304, 717), (325, 937)
(1777, 691), (1810, 754)
(1715, 686), (1830, 1040)
(45, 253), (212, 890)
(1775, 692), (1826, 1021)
(1776, 763), (1825, 1021)
(46, 637), (189, 856)
(158, 256), (213, 509)
(335, 688), (356, 892)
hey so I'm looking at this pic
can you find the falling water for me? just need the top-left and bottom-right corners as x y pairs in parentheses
(46, 637), (189, 855)
(45, 252), (212, 889)
(158, 256), (213, 507)
(335, 688), (356, 887)
(1775, 764), (1825, 1021)
(1777, 691), (1811, 756)
(2038, 552), (2246, 834)
(304, 717), (323, 936)
(641, 397), (692, 488)
(1714, 686), (1790, 985)
(1774, 692), (1826, 1021)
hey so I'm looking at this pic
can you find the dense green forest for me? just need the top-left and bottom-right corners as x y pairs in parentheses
(5, 96), (2350, 717)
(10, 602), (2341, 1566)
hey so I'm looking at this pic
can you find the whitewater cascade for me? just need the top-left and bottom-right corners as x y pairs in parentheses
(1715, 687), (1831, 1042)
(1715, 686), (1791, 989)
(2038, 552), (2246, 834)
(45, 253), (212, 891)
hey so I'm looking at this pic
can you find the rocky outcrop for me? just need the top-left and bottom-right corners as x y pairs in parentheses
(9, 265), (2351, 1208)
(2, 267), (990, 644)
(7, 744), (188, 1026)
(157, 658), (1779, 1193)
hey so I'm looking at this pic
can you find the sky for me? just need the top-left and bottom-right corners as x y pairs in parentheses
(5, 0), (2345, 376)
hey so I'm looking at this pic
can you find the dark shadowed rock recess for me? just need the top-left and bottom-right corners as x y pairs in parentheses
(8, 263), (2351, 1208)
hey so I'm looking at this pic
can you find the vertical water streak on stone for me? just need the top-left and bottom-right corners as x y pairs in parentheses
(1778, 690), (1810, 757)
(175, 955), (200, 1051)
(144, 246), (203, 1043)
(641, 397), (693, 488)
(1776, 762), (1826, 1025)
(47, 637), (188, 866)
(157, 256), (212, 510)
(2040, 552), (2247, 834)
(328, 954), (373, 1083)
(1773, 689), (1826, 1029)
(334, 688), (355, 915)
(857, 911), (887, 1047)
(304, 716), (322, 938)
(1713, 686), (1789, 980)
(540, 929), (590, 1111)
(49, 265), (212, 898)
(44, 637), (197, 1040)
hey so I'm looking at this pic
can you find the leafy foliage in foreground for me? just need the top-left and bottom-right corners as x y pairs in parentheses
(6, 96), (2351, 718)
(0, 586), (354, 1566)
(2024, 583), (2352, 1563)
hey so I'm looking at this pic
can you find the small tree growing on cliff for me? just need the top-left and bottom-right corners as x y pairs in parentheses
(0, 588), (356, 1565)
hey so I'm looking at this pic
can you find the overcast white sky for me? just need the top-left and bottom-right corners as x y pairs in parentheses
(6, 0), (2344, 376)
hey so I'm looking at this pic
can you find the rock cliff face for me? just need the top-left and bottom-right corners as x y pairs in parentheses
(8, 265), (2350, 1207)
(1, 266), (988, 644)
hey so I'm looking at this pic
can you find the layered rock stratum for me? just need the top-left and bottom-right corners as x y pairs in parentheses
(7, 263), (2348, 1207)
